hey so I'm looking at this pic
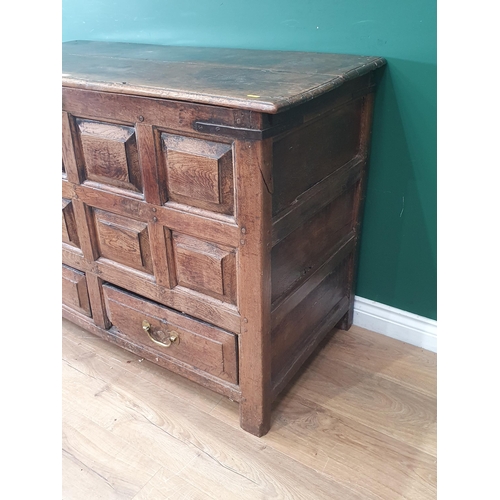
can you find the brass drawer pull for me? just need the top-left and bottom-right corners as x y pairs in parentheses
(142, 320), (179, 348)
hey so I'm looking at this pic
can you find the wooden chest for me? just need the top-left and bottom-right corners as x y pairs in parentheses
(62, 41), (385, 436)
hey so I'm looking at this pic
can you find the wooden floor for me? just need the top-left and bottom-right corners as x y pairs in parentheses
(62, 319), (436, 500)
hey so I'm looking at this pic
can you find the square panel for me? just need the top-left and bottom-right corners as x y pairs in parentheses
(161, 134), (234, 214)
(76, 119), (143, 194)
(172, 232), (236, 304)
(93, 209), (153, 275)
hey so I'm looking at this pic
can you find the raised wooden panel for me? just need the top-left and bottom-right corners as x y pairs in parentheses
(93, 209), (153, 275)
(172, 232), (236, 304)
(76, 119), (143, 194)
(62, 198), (80, 248)
(271, 188), (356, 304)
(102, 284), (238, 384)
(62, 265), (91, 317)
(271, 262), (348, 382)
(272, 98), (363, 216)
(161, 134), (234, 214)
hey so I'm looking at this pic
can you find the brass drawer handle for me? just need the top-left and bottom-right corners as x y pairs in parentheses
(142, 320), (179, 348)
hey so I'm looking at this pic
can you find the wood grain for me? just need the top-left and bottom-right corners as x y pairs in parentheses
(161, 133), (234, 215)
(62, 42), (386, 437)
(271, 99), (363, 216)
(172, 232), (237, 304)
(62, 41), (385, 113)
(102, 284), (238, 384)
(63, 320), (436, 500)
(62, 265), (91, 317)
(234, 139), (273, 436)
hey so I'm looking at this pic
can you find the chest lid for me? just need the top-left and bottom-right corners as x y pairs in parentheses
(62, 41), (385, 114)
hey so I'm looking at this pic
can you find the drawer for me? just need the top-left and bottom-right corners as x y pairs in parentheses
(62, 265), (91, 317)
(102, 284), (238, 384)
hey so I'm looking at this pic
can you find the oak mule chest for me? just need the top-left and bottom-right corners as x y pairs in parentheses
(62, 41), (385, 436)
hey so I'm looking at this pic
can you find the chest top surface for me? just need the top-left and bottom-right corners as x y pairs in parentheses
(62, 41), (385, 114)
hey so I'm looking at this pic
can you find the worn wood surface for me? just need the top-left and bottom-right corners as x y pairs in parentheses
(62, 265), (91, 317)
(271, 98), (363, 216)
(271, 188), (355, 304)
(235, 139), (273, 436)
(62, 320), (436, 500)
(102, 284), (238, 384)
(161, 134), (234, 214)
(337, 93), (375, 331)
(63, 41), (385, 113)
(62, 42), (385, 436)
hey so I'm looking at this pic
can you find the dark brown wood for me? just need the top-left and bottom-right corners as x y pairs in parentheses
(62, 245), (241, 334)
(62, 306), (242, 402)
(172, 232), (237, 304)
(62, 41), (385, 113)
(62, 265), (91, 317)
(271, 157), (363, 246)
(271, 232), (356, 330)
(62, 87), (264, 137)
(337, 93), (376, 331)
(272, 98), (363, 216)
(135, 123), (162, 205)
(74, 183), (239, 248)
(161, 134), (234, 214)
(271, 188), (356, 304)
(271, 263), (349, 383)
(76, 118), (143, 194)
(62, 199), (80, 248)
(84, 272), (110, 329)
(93, 209), (154, 275)
(235, 139), (273, 436)
(62, 42), (385, 437)
(62, 111), (82, 184)
(103, 284), (238, 384)
(271, 296), (349, 399)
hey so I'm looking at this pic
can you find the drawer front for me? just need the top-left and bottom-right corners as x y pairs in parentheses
(62, 265), (91, 317)
(102, 284), (238, 384)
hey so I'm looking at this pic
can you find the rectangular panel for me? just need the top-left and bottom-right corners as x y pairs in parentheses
(271, 262), (348, 382)
(102, 284), (238, 384)
(93, 209), (153, 275)
(62, 265), (91, 317)
(272, 98), (363, 216)
(75, 118), (143, 195)
(161, 133), (234, 214)
(271, 188), (355, 304)
(62, 198), (80, 248)
(172, 232), (237, 304)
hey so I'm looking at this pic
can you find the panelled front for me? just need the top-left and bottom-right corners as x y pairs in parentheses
(62, 90), (241, 336)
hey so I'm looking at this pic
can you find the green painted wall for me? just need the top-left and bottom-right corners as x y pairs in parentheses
(62, 0), (437, 320)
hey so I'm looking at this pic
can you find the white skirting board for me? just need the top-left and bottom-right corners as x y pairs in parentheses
(353, 296), (437, 353)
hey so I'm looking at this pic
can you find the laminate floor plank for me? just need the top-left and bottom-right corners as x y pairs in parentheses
(63, 319), (223, 414)
(132, 469), (215, 500)
(62, 319), (437, 500)
(63, 321), (365, 500)
(285, 357), (436, 457)
(63, 410), (162, 500)
(211, 392), (436, 500)
(316, 326), (437, 398)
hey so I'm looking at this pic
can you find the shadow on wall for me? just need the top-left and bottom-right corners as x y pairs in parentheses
(356, 58), (437, 320)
